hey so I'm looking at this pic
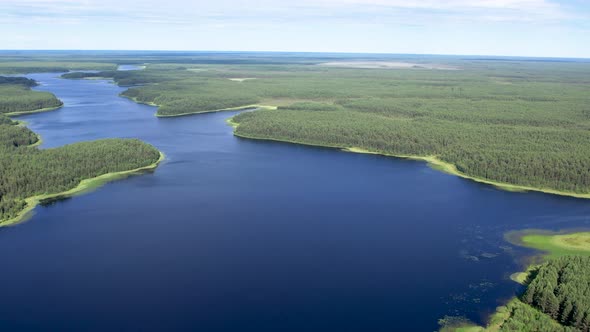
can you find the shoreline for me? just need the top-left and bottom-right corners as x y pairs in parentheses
(1, 77), (166, 227)
(155, 104), (276, 118)
(0, 151), (165, 227)
(120, 94), (277, 118)
(228, 115), (590, 200)
(443, 229), (588, 332)
(506, 229), (590, 257)
(4, 104), (64, 117)
(119, 92), (588, 200)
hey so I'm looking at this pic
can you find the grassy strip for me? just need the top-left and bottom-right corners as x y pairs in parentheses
(509, 264), (540, 285)
(120, 94), (159, 107)
(4, 104), (63, 117)
(27, 133), (43, 148)
(517, 231), (590, 257)
(442, 298), (565, 332)
(156, 104), (277, 118)
(122, 94), (277, 118)
(229, 113), (590, 199)
(344, 148), (590, 198)
(0, 151), (165, 227)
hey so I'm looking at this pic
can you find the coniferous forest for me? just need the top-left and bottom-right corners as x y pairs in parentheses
(522, 256), (590, 330)
(61, 59), (590, 195)
(2, 53), (590, 331)
(0, 77), (63, 114)
(442, 256), (590, 331)
(0, 78), (161, 223)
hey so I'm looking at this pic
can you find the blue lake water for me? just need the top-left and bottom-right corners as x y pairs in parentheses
(1, 72), (589, 331)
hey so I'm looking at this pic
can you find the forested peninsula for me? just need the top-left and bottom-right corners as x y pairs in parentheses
(62, 60), (590, 198)
(443, 257), (590, 332)
(443, 231), (590, 332)
(0, 76), (162, 225)
(0, 76), (63, 115)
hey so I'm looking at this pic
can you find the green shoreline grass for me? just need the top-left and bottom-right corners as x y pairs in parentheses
(506, 230), (590, 257)
(4, 104), (63, 117)
(228, 114), (590, 200)
(120, 95), (277, 117)
(444, 230), (590, 331)
(1, 91), (164, 227)
(155, 104), (277, 118)
(0, 151), (165, 227)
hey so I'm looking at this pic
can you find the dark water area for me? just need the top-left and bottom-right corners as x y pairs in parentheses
(1, 72), (590, 331)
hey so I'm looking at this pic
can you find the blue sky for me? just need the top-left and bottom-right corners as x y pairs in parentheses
(1, 0), (589, 57)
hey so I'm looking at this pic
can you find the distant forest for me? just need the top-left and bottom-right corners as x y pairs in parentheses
(64, 60), (590, 194)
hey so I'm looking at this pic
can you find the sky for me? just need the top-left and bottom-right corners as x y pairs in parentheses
(1, 0), (589, 57)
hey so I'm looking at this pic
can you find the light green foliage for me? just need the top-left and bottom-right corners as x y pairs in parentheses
(441, 299), (573, 331)
(0, 61), (116, 74)
(494, 299), (574, 332)
(520, 232), (590, 257)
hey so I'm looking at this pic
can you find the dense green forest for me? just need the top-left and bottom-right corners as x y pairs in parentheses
(0, 113), (161, 223)
(0, 61), (116, 74)
(0, 76), (37, 87)
(444, 256), (590, 331)
(0, 78), (63, 114)
(522, 256), (590, 330)
(60, 59), (590, 194)
(493, 299), (575, 332)
(0, 73), (161, 224)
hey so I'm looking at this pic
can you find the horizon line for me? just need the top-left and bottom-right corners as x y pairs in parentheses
(0, 49), (589, 61)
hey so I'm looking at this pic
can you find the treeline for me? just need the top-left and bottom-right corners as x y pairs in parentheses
(0, 114), (160, 222)
(0, 62), (116, 74)
(444, 256), (590, 331)
(278, 102), (343, 112)
(233, 109), (590, 193)
(0, 83), (63, 114)
(491, 299), (574, 332)
(122, 81), (259, 116)
(61, 72), (105, 79)
(62, 60), (590, 194)
(522, 256), (590, 330)
(0, 115), (38, 148)
(0, 76), (37, 87)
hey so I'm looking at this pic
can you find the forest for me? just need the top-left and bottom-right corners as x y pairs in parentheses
(0, 76), (38, 87)
(0, 113), (161, 223)
(60, 59), (590, 195)
(522, 256), (590, 330)
(444, 256), (590, 331)
(0, 74), (161, 224)
(0, 61), (116, 74)
(0, 77), (63, 114)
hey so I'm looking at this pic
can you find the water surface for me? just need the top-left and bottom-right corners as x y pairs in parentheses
(1, 73), (589, 331)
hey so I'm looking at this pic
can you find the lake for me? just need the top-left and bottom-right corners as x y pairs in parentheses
(1, 71), (589, 331)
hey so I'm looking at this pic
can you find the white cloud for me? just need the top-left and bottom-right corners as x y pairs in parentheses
(0, 0), (581, 26)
